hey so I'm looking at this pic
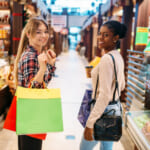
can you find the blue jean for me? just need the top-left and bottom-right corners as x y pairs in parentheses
(80, 136), (113, 150)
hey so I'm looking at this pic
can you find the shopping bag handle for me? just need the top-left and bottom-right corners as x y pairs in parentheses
(28, 78), (46, 88)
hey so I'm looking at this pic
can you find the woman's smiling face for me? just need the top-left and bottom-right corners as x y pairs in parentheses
(97, 25), (118, 51)
(28, 22), (49, 51)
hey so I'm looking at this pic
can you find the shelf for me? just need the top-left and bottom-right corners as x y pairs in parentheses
(0, 7), (10, 10)
(0, 38), (10, 40)
(0, 23), (10, 25)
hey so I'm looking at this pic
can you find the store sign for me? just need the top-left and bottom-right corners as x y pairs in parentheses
(135, 27), (149, 46)
(51, 15), (67, 32)
(51, 15), (66, 27)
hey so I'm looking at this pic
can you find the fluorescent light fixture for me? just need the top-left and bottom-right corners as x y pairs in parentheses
(44, 0), (108, 15)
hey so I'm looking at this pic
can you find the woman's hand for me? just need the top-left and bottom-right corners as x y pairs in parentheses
(33, 53), (47, 84)
(84, 127), (94, 141)
(38, 52), (47, 72)
(46, 49), (56, 66)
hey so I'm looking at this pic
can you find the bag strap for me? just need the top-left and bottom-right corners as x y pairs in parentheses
(91, 54), (121, 106)
(29, 78), (46, 88)
(109, 53), (122, 113)
(108, 53), (119, 103)
(94, 75), (99, 99)
(94, 54), (119, 102)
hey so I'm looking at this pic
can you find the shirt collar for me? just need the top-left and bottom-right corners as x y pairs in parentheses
(26, 45), (40, 55)
(107, 49), (118, 54)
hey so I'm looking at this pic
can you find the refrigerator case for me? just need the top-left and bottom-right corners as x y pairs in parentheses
(126, 111), (150, 150)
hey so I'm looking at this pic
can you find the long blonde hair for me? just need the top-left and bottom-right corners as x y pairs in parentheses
(14, 16), (48, 85)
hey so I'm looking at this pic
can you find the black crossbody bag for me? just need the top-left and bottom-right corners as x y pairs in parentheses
(93, 54), (122, 141)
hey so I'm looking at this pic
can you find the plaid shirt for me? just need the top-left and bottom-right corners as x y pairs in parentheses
(18, 45), (55, 88)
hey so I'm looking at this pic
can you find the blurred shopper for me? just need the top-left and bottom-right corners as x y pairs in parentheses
(80, 20), (127, 150)
(80, 45), (86, 57)
(14, 16), (56, 150)
(62, 35), (69, 52)
(76, 41), (84, 52)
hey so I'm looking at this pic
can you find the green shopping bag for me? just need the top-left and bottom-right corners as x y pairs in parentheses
(16, 86), (63, 135)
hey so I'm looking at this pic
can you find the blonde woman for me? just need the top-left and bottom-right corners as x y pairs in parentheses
(14, 16), (56, 150)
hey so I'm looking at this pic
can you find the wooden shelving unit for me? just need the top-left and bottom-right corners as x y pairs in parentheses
(0, 38), (9, 40)
(0, 7), (10, 10)
(0, 2), (11, 58)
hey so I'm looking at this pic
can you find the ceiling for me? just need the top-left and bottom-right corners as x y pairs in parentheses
(42, 0), (108, 15)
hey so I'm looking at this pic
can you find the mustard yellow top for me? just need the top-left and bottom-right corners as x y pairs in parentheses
(89, 56), (101, 68)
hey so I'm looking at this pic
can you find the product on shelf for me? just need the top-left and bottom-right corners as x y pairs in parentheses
(134, 114), (150, 129)
(134, 114), (150, 143)
(7, 64), (13, 80)
(0, 65), (7, 89)
(0, 25), (10, 39)
(6, 64), (15, 95)
(0, 10), (10, 24)
(0, 39), (4, 51)
(0, 0), (9, 8)
(142, 121), (150, 143)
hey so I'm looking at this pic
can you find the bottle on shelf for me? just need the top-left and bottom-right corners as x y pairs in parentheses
(0, 0), (9, 8)
(7, 64), (13, 81)
(7, 63), (15, 95)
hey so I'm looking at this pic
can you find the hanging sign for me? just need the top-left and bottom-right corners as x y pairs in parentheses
(51, 15), (67, 32)
(135, 27), (149, 46)
(51, 15), (66, 28)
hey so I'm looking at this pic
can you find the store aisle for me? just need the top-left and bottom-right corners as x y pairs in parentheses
(0, 50), (125, 150)
(43, 50), (91, 150)
(43, 50), (125, 150)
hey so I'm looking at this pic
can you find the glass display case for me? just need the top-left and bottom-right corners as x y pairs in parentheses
(0, 58), (12, 116)
(126, 111), (150, 150)
(0, 58), (8, 88)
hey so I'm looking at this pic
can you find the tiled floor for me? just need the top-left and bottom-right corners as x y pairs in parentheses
(0, 50), (127, 150)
